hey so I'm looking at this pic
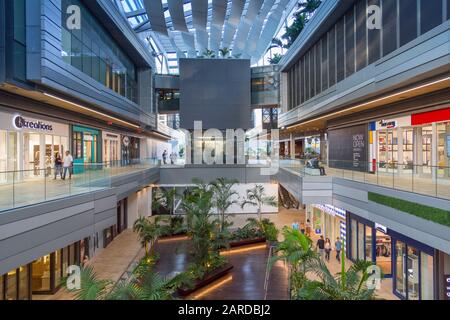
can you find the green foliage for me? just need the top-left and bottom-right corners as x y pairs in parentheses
(210, 177), (239, 232)
(182, 179), (228, 276)
(268, 53), (283, 65)
(368, 192), (450, 227)
(153, 188), (178, 215)
(68, 262), (191, 300)
(241, 185), (278, 221)
(297, 259), (377, 300)
(133, 216), (163, 256)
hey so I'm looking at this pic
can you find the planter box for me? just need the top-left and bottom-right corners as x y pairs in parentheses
(229, 237), (267, 248)
(178, 263), (234, 296)
(159, 232), (188, 240)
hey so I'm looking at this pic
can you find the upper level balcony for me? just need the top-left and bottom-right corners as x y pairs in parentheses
(0, 159), (159, 213)
(280, 159), (450, 200)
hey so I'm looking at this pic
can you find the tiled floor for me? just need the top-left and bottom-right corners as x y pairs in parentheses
(33, 229), (143, 300)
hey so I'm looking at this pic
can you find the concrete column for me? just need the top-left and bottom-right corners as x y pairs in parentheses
(432, 122), (438, 182)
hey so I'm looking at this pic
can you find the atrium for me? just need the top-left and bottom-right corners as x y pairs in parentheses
(0, 0), (449, 304)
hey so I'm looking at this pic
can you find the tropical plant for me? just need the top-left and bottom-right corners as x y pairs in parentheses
(210, 178), (239, 231)
(219, 47), (231, 58)
(297, 253), (378, 300)
(200, 49), (216, 58)
(68, 263), (191, 300)
(182, 179), (228, 278)
(269, 227), (318, 297)
(268, 53), (283, 65)
(241, 185), (278, 221)
(133, 216), (163, 257)
(244, 218), (279, 242)
(153, 187), (178, 215)
(280, 0), (322, 48)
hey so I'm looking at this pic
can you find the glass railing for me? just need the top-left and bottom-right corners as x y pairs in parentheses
(280, 158), (450, 200)
(0, 158), (159, 212)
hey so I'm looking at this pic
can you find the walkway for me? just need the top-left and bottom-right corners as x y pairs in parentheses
(0, 165), (156, 212)
(33, 229), (143, 300)
(281, 162), (450, 200)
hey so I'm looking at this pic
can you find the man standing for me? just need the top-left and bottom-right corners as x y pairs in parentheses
(62, 150), (73, 180)
(162, 150), (168, 165)
(335, 237), (342, 262)
(316, 236), (325, 259)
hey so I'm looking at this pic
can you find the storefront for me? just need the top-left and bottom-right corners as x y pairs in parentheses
(312, 205), (347, 246)
(102, 131), (121, 166)
(121, 135), (140, 165)
(370, 107), (450, 178)
(72, 125), (101, 170)
(347, 212), (436, 300)
(0, 241), (81, 299)
(0, 111), (69, 183)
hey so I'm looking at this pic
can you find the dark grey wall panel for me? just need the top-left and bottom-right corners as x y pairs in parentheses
(159, 166), (272, 184)
(179, 58), (251, 130)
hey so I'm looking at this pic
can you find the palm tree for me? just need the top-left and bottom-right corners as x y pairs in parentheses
(69, 265), (190, 300)
(200, 49), (216, 58)
(268, 53), (283, 65)
(133, 217), (162, 257)
(210, 178), (239, 231)
(297, 253), (378, 300)
(245, 218), (279, 242)
(270, 227), (318, 296)
(241, 184), (278, 221)
(219, 47), (231, 58)
(153, 187), (178, 215)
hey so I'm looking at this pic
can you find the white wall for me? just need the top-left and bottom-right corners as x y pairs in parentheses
(127, 188), (153, 229)
(213, 183), (279, 214)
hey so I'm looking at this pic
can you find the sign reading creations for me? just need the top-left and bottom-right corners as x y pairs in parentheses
(13, 115), (53, 132)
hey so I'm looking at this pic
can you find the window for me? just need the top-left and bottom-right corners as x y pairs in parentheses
(309, 50), (315, 98)
(315, 43), (321, 95)
(399, 0), (418, 46)
(420, 0), (443, 35)
(382, 0), (398, 56)
(61, 0), (137, 103)
(420, 252), (434, 300)
(6, 0), (27, 81)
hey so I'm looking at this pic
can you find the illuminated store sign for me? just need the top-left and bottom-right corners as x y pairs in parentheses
(12, 115), (53, 132)
(314, 204), (346, 220)
(378, 119), (397, 129)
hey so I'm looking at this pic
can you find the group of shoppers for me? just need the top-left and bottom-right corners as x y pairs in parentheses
(316, 235), (343, 262)
(53, 151), (74, 180)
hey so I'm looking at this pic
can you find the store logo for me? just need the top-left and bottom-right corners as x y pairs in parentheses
(378, 119), (397, 129)
(13, 115), (53, 132)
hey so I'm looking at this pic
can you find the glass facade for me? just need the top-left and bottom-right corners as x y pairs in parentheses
(0, 265), (31, 300)
(61, 0), (137, 102)
(286, 0), (446, 110)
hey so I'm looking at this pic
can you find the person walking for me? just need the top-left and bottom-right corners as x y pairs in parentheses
(335, 237), (342, 262)
(325, 238), (332, 262)
(53, 153), (63, 180)
(316, 236), (325, 260)
(62, 151), (73, 180)
(162, 150), (168, 165)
